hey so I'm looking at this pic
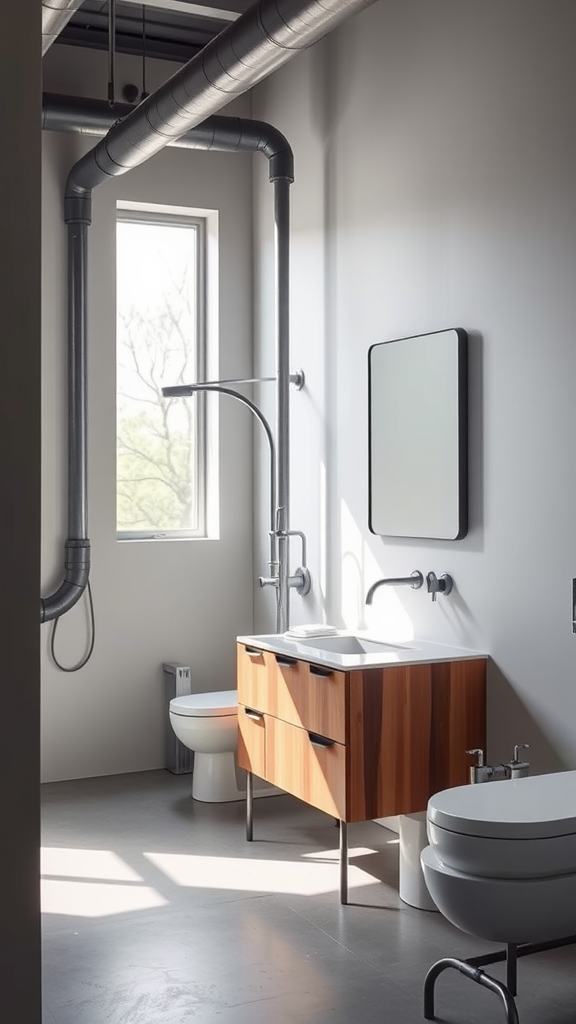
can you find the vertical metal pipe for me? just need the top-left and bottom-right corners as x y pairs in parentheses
(274, 178), (291, 633)
(41, 218), (91, 622)
(68, 222), (88, 539)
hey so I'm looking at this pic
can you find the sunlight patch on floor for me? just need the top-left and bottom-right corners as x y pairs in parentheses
(302, 846), (378, 861)
(41, 879), (167, 917)
(41, 847), (166, 917)
(41, 847), (144, 881)
(144, 850), (379, 896)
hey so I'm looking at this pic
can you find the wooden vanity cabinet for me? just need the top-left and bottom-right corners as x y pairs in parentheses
(237, 643), (486, 824)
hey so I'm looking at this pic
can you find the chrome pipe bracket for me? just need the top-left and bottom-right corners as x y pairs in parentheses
(289, 567), (311, 596)
(290, 368), (305, 390)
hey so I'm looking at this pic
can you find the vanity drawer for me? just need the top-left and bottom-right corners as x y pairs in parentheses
(237, 645), (278, 715)
(272, 657), (346, 742)
(237, 704), (267, 780)
(237, 643), (346, 741)
(265, 716), (346, 820)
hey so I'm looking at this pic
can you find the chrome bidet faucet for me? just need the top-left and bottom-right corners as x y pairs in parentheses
(467, 745), (530, 783)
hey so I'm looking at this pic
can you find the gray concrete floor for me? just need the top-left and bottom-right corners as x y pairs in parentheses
(41, 770), (576, 1024)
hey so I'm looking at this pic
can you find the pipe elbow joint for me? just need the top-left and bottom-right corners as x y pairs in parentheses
(41, 539), (91, 623)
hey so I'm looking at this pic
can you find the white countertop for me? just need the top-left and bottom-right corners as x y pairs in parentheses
(236, 631), (487, 671)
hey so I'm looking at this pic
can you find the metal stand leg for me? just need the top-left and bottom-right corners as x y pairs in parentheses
(339, 820), (348, 905)
(246, 770), (253, 842)
(424, 958), (519, 1024)
(506, 944), (517, 997)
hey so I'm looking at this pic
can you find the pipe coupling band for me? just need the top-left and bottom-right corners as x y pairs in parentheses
(64, 193), (92, 225)
(64, 538), (91, 584)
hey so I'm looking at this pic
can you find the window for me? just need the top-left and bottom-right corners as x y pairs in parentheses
(116, 208), (207, 539)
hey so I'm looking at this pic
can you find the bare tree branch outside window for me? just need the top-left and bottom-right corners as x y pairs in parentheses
(116, 217), (203, 535)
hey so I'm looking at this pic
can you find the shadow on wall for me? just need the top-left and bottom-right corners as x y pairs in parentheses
(487, 662), (565, 775)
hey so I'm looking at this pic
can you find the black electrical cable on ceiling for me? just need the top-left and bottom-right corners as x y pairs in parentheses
(50, 580), (96, 672)
(141, 4), (148, 101)
(108, 0), (116, 107)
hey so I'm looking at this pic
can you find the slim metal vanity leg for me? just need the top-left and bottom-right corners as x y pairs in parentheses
(339, 820), (348, 905)
(506, 944), (517, 997)
(246, 770), (254, 842)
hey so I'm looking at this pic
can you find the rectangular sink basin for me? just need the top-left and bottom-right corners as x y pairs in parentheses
(297, 635), (413, 655)
(238, 632), (486, 671)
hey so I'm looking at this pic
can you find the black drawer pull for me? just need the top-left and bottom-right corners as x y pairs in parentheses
(275, 655), (297, 668)
(308, 732), (335, 748)
(310, 665), (333, 677)
(244, 708), (264, 722)
(244, 646), (264, 657)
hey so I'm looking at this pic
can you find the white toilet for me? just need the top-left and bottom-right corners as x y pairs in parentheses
(169, 689), (241, 803)
(421, 770), (576, 944)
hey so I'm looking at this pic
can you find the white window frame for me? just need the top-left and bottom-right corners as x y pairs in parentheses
(116, 204), (210, 541)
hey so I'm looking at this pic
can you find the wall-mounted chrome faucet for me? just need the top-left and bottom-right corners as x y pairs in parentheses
(426, 571), (453, 602)
(365, 571), (423, 604)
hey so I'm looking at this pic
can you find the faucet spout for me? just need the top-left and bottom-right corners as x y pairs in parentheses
(365, 570), (423, 604)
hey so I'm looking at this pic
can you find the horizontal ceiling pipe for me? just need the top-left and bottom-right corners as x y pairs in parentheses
(64, 0), (375, 218)
(42, 0), (84, 55)
(42, 93), (294, 183)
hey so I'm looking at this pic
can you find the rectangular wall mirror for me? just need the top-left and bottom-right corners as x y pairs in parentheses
(368, 328), (468, 541)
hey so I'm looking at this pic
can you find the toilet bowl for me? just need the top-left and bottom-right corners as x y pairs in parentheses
(169, 690), (241, 803)
(421, 770), (576, 944)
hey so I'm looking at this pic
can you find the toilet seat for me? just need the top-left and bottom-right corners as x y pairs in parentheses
(428, 770), (576, 840)
(170, 690), (237, 717)
(427, 771), (576, 879)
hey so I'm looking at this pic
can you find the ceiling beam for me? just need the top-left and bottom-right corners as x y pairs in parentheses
(118, 0), (252, 23)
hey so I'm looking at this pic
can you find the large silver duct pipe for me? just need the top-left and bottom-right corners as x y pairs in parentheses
(64, 0), (375, 211)
(42, 0), (84, 55)
(42, 94), (294, 181)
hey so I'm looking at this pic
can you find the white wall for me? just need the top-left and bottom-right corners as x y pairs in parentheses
(42, 48), (255, 782)
(1, 7), (42, 1020)
(253, 0), (576, 774)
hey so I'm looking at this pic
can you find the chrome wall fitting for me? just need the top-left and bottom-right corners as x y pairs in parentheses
(426, 571), (453, 601)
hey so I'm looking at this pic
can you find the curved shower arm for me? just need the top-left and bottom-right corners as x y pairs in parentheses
(162, 382), (277, 546)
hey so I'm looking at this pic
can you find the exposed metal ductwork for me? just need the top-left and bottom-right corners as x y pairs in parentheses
(42, 0), (84, 55)
(65, 0), (375, 213)
(43, 0), (376, 629)
(42, 93), (294, 181)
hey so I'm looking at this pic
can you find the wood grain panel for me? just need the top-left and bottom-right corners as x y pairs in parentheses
(237, 705), (267, 779)
(429, 658), (486, 792)
(266, 716), (346, 819)
(270, 657), (346, 742)
(348, 664), (433, 820)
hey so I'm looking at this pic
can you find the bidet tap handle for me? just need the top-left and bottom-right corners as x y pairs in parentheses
(513, 743), (530, 762)
(466, 748), (485, 767)
(508, 743), (530, 779)
(466, 748), (486, 784)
